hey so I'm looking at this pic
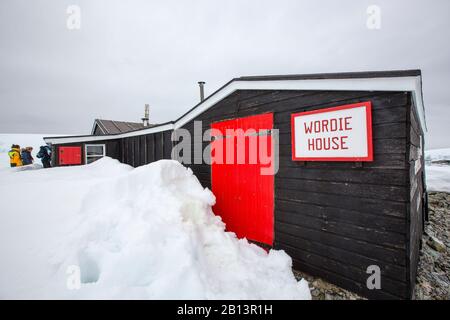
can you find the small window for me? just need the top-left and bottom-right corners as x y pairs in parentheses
(85, 144), (106, 164)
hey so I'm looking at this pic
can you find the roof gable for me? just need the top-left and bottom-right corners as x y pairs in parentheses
(91, 119), (148, 135)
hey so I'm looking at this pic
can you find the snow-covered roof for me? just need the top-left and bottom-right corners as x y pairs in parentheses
(44, 70), (426, 144)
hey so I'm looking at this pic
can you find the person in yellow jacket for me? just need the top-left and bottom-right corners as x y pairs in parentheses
(8, 144), (23, 167)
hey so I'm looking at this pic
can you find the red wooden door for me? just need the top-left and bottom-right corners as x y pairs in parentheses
(211, 113), (274, 246)
(59, 146), (82, 165)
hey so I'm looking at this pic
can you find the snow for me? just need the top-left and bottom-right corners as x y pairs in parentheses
(426, 165), (450, 193)
(425, 148), (450, 163)
(425, 148), (450, 193)
(0, 157), (310, 299)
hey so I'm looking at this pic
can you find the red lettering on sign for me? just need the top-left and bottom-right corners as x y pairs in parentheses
(303, 117), (353, 134)
(323, 137), (330, 150)
(304, 122), (313, 134)
(308, 138), (315, 151)
(330, 119), (337, 131)
(314, 121), (321, 133)
(307, 136), (351, 151)
(345, 117), (352, 130)
(341, 136), (348, 149)
(332, 136), (340, 150)
(322, 119), (329, 132)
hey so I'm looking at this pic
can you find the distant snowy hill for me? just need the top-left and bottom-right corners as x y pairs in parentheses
(426, 165), (450, 193)
(425, 148), (450, 163)
(425, 148), (450, 193)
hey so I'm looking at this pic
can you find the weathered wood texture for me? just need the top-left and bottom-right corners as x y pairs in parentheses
(406, 97), (426, 299)
(52, 139), (121, 166)
(50, 88), (424, 300)
(93, 126), (103, 136)
(179, 89), (413, 299)
(121, 130), (173, 167)
(52, 130), (173, 167)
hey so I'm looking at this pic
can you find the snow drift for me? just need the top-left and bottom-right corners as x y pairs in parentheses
(0, 157), (310, 299)
(425, 148), (450, 193)
(425, 148), (450, 163)
(426, 165), (450, 193)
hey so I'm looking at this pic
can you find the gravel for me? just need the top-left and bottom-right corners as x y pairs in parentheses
(414, 192), (450, 300)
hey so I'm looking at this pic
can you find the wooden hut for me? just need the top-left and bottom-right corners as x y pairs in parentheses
(44, 70), (427, 299)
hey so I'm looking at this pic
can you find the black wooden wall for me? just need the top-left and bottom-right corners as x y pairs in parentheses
(52, 130), (173, 167)
(120, 130), (172, 167)
(407, 99), (426, 298)
(51, 89), (425, 300)
(52, 139), (121, 166)
(179, 89), (418, 299)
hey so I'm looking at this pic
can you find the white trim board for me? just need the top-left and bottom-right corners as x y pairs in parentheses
(44, 75), (426, 144)
(90, 121), (106, 135)
(85, 143), (106, 164)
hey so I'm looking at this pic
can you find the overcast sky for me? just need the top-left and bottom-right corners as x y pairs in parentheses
(0, 0), (449, 149)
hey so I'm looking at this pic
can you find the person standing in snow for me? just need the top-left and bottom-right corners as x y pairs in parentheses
(36, 145), (52, 168)
(8, 144), (23, 167)
(21, 147), (34, 165)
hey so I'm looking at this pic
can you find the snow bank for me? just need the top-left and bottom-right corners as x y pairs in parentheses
(426, 165), (450, 193)
(425, 148), (450, 163)
(424, 148), (450, 193)
(0, 157), (310, 299)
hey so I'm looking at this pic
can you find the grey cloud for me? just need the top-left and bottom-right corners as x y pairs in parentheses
(0, 0), (449, 148)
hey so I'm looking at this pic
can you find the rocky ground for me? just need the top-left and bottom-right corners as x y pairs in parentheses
(415, 192), (450, 300)
(294, 191), (450, 300)
(293, 270), (363, 300)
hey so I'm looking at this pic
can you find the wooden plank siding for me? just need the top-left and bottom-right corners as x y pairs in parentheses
(49, 88), (425, 300)
(52, 130), (173, 168)
(178, 89), (413, 299)
(406, 96), (426, 299)
(120, 130), (173, 167)
(52, 139), (121, 166)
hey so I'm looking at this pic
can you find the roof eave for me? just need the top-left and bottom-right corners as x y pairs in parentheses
(44, 71), (425, 145)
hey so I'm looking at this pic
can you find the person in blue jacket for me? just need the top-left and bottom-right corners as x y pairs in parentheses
(36, 145), (52, 168)
(21, 147), (34, 165)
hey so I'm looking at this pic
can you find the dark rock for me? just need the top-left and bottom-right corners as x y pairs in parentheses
(415, 192), (450, 300)
(427, 235), (446, 252)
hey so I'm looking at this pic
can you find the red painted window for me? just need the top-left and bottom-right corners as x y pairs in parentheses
(211, 113), (274, 246)
(59, 146), (82, 165)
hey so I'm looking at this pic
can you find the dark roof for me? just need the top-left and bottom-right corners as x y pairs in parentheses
(236, 70), (422, 81)
(174, 69), (422, 123)
(93, 119), (155, 135)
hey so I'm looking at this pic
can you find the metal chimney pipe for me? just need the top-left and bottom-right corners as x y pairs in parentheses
(142, 104), (150, 126)
(198, 81), (205, 102)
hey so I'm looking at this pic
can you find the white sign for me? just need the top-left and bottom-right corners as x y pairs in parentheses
(291, 102), (373, 161)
